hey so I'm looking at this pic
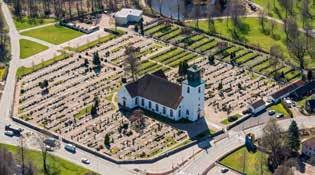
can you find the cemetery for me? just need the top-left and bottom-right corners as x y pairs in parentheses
(12, 16), (304, 160)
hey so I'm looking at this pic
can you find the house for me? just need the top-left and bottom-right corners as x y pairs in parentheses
(305, 98), (315, 114)
(118, 66), (205, 122)
(269, 80), (305, 103)
(248, 99), (266, 114)
(114, 8), (143, 26)
(302, 137), (315, 157)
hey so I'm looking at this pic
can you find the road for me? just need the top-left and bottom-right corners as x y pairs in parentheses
(1, 1), (314, 175)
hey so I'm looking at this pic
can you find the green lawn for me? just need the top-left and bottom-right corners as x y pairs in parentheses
(270, 103), (290, 117)
(14, 17), (56, 30)
(0, 67), (7, 81)
(74, 105), (92, 119)
(0, 143), (97, 175)
(220, 147), (271, 175)
(186, 17), (314, 69)
(253, 0), (315, 28)
(21, 25), (83, 45)
(20, 39), (49, 59)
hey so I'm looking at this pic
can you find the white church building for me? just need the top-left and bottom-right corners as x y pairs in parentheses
(118, 66), (205, 122)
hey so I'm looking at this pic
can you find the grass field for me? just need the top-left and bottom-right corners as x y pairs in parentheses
(14, 17), (56, 30)
(186, 17), (314, 69)
(220, 147), (271, 175)
(21, 25), (83, 45)
(20, 39), (49, 59)
(270, 103), (290, 117)
(253, 0), (315, 28)
(0, 143), (96, 175)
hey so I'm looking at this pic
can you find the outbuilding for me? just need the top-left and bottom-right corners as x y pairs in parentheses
(248, 99), (266, 114)
(114, 8), (143, 26)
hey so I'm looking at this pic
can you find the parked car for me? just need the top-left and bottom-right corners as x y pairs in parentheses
(276, 113), (284, 119)
(81, 158), (90, 164)
(4, 130), (14, 137)
(221, 168), (229, 173)
(46, 145), (54, 152)
(5, 124), (23, 136)
(268, 110), (276, 116)
(64, 144), (76, 153)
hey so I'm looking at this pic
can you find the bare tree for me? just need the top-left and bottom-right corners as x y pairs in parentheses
(258, 11), (267, 32)
(36, 135), (49, 175)
(194, 0), (201, 29)
(207, 3), (215, 33)
(0, 147), (17, 175)
(270, 45), (282, 72)
(124, 46), (140, 82)
(261, 118), (285, 170)
(227, 0), (245, 28)
(301, 0), (311, 28)
(288, 34), (308, 71)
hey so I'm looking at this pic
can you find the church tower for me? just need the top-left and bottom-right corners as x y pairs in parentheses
(181, 65), (205, 121)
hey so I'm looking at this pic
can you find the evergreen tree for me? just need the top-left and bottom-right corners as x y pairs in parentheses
(104, 134), (110, 147)
(92, 52), (101, 66)
(287, 120), (300, 152)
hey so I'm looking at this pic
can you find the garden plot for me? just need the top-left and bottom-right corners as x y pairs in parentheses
(144, 21), (301, 83)
(14, 32), (190, 160)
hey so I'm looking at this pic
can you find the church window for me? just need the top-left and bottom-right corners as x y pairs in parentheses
(170, 110), (173, 117)
(135, 97), (138, 105)
(149, 101), (152, 108)
(187, 87), (190, 93)
(141, 98), (144, 106)
(186, 110), (189, 115)
(163, 107), (166, 114)
(198, 87), (201, 93)
(155, 104), (159, 112)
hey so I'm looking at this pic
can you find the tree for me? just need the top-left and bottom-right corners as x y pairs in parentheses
(287, 120), (300, 152)
(124, 46), (140, 82)
(288, 34), (308, 71)
(92, 52), (101, 66)
(227, 0), (245, 28)
(259, 11), (267, 32)
(178, 60), (189, 77)
(301, 0), (311, 28)
(307, 70), (313, 81)
(194, 0), (201, 29)
(207, 3), (215, 33)
(36, 135), (49, 175)
(0, 147), (17, 175)
(104, 133), (110, 147)
(270, 45), (282, 72)
(261, 118), (285, 170)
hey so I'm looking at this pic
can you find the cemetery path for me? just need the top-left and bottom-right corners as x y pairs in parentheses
(20, 35), (57, 48)
(19, 22), (57, 33)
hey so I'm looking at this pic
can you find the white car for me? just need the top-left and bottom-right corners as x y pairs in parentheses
(81, 158), (90, 164)
(4, 130), (14, 137)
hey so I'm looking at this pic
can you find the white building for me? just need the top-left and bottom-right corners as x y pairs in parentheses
(118, 67), (205, 122)
(248, 99), (266, 114)
(302, 137), (315, 157)
(114, 8), (143, 26)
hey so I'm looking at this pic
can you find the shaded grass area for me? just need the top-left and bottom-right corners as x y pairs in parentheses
(220, 147), (271, 175)
(76, 34), (116, 52)
(16, 53), (69, 79)
(0, 143), (97, 175)
(20, 39), (49, 59)
(21, 25), (83, 45)
(14, 17), (56, 30)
